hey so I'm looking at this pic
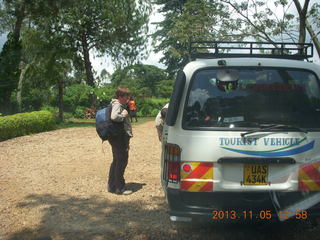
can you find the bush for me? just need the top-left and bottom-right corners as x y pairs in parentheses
(94, 87), (115, 108)
(0, 110), (57, 141)
(63, 112), (74, 120)
(74, 106), (87, 118)
(136, 98), (169, 117)
(40, 106), (75, 121)
(40, 105), (59, 122)
(41, 105), (59, 115)
(63, 84), (93, 112)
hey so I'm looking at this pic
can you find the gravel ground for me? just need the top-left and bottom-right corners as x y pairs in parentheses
(1, 121), (320, 240)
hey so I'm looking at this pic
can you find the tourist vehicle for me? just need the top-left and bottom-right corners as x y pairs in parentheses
(161, 41), (320, 222)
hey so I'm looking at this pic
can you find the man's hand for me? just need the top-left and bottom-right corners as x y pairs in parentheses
(122, 109), (128, 116)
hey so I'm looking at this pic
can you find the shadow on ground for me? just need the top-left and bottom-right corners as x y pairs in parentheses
(125, 182), (146, 193)
(7, 192), (320, 240)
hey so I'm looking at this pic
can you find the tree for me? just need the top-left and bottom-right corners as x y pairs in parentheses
(152, 0), (237, 76)
(58, 0), (151, 88)
(155, 79), (174, 98)
(0, 0), (26, 114)
(293, 0), (320, 55)
(0, 0), (66, 113)
(20, 25), (74, 121)
(110, 64), (170, 97)
(154, 0), (319, 76)
(0, 0), (152, 114)
(222, 0), (320, 56)
(0, 32), (21, 114)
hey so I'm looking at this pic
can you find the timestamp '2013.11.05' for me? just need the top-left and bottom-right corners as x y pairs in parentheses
(211, 210), (308, 221)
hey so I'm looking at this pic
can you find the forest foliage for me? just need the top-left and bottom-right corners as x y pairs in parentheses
(0, 0), (319, 120)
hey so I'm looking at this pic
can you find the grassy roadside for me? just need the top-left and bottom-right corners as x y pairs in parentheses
(57, 117), (154, 129)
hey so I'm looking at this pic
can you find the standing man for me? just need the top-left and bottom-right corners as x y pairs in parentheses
(155, 103), (169, 141)
(128, 96), (138, 122)
(108, 86), (133, 195)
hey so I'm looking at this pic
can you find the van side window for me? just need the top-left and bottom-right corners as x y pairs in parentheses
(166, 71), (186, 126)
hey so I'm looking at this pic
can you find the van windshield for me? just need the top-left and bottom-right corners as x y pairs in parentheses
(182, 67), (320, 130)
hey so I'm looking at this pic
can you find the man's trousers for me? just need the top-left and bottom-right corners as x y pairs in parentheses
(107, 135), (130, 192)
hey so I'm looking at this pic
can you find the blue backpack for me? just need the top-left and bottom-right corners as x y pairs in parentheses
(95, 105), (124, 141)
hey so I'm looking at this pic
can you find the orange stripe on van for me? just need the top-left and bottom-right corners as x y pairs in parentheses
(180, 181), (213, 192)
(200, 182), (213, 192)
(298, 161), (320, 191)
(180, 162), (214, 192)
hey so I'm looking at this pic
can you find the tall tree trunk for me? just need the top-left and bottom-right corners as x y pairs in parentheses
(293, 0), (309, 44)
(12, 2), (26, 41)
(293, 0), (320, 57)
(17, 63), (30, 112)
(0, 97), (11, 115)
(81, 32), (97, 107)
(14, 2), (26, 112)
(306, 21), (320, 57)
(57, 78), (64, 122)
(81, 32), (95, 87)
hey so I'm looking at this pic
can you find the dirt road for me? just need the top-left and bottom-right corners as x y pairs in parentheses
(1, 121), (319, 240)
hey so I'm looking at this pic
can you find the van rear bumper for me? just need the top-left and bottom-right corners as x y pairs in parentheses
(166, 188), (320, 222)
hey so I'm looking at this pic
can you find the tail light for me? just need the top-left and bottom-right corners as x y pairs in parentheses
(164, 144), (181, 183)
(298, 161), (320, 191)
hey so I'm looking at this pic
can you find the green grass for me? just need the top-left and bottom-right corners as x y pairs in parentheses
(131, 117), (154, 126)
(57, 117), (154, 129)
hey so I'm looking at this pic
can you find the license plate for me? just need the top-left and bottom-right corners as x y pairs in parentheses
(243, 164), (268, 185)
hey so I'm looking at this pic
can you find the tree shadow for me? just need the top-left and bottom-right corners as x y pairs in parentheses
(7, 193), (319, 240)
(7, 193), (173, 240)
(125, 182), (146, 193)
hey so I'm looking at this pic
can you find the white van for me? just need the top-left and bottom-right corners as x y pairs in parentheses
(161, 41), (320, 222)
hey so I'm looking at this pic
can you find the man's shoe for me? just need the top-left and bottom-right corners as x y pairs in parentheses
(115, 188), (133, 195)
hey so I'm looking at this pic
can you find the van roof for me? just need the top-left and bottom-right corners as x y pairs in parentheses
(189, 41), (313, 61)
(183, 57), (320, 78)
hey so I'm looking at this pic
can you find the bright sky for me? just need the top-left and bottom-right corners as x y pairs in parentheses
(92, 0), (320, 75)
(0, 1), (319, 74)
(90, 7), (165, 76)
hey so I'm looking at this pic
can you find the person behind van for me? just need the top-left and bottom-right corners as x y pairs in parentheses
(203, 98), (221, 123)
(108, 86), (133, 195)
(128, 96), (138, 122)
(155, 103), (169, 141)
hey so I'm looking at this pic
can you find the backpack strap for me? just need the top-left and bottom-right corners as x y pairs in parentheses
(106, 104), (112, 123)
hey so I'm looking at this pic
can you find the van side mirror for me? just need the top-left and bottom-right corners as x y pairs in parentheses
(166, 70), (186, 126)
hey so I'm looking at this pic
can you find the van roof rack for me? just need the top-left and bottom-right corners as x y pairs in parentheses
(189, 41), (313, 60)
